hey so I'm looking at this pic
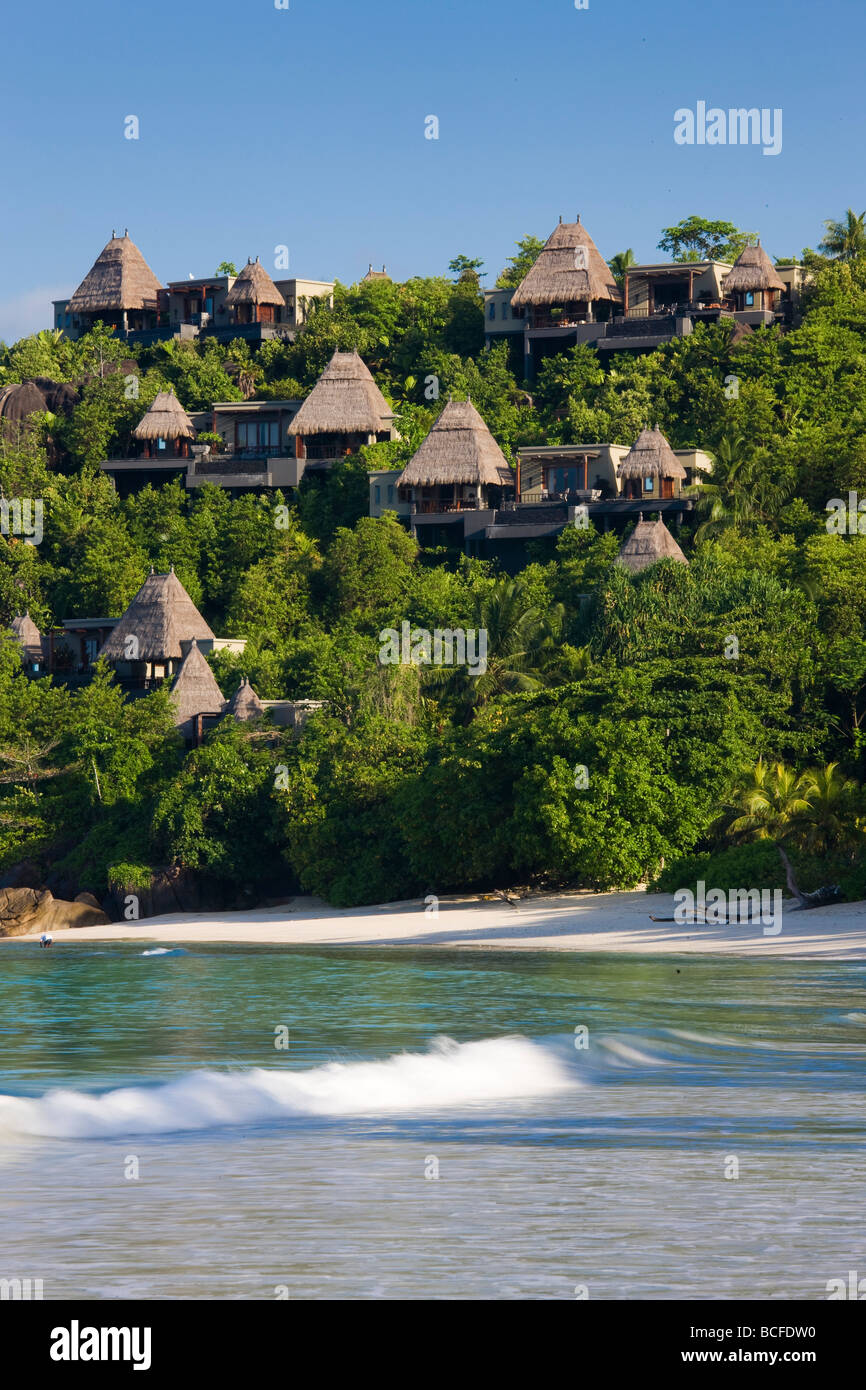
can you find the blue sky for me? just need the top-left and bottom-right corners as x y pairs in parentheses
(1, 0), (863, 341)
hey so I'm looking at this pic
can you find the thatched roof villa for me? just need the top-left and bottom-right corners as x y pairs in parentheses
(171, 639), (227, 741)
(287, 350), (397, 465)
(511, 216), (621, 326)
(132, 390), (195, 459)
(723, 242), (786, 313)
(617, 426), (687, 501)
(9, 612), (44, 670)
(224, 258), (286, 325)
(616, 516), (688, 574)
(227, 676), (265, 721)
(99, 567), (216, 681)
(396, 398), (514, 517)
(66, 232), (163, 336)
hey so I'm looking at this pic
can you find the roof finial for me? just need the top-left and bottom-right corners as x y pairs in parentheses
(577, 212), (581, 223)
(149, 564), (155, 574)
(124, 228), (128, 237)
(169, 563), (175, 573)
(112, 229), (116, 239)
(559, 214), (562, 224)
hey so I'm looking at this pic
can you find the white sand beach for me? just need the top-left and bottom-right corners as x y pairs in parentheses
(6, 888), (866, 959)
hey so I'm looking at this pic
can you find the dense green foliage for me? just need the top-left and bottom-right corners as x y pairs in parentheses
(3, 231), (866, 909)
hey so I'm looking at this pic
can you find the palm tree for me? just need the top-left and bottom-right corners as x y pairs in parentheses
(721, 759), (862, 899)
(819, 209), (866, 261)
(797, 763), (860, 855)
(723, 759), (814, 845)
(608, 249), (636, 288)
(689, 432), (792, 539)
(426, 578), (564, 713)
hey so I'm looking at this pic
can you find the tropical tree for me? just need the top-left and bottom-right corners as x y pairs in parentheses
(448, 255), (485, 286)
(428, 578), (565, 712)
(658, 217), (755, 264)
(496, 235), (545, 289)
(722, 758), (860, 857)
(819, 210), (866, 262)
(608, 249), (636, 287)
(690, 432), (792, 538)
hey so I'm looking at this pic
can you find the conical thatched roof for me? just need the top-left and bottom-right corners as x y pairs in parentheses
(224, 258), (286, 307)
(10, 612), (43, 662)
(616, 517), (688, 574)
(396, 398), (514, 488)
(724, 243), (785, 295)
(511, 217), (621, 308)
(171, 639), (226, 735)
(67, 233), (162, 314)
(287, 350), (394, 437)
(132, 390), (195, 441)
(617, 426), (686, 482)
(227, 677), (264, 721)
(99, 569), (215, 663)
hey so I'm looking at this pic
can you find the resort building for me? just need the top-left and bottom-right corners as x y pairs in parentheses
(510, 216), (621, 376)
(361, 265), (390, 282)
(59, 232), (163, 340)
(133, 391), (195, 461)
(395, 398), (515, 546)
(171, 656), (324, 746)
(165, 274), (233, 336)
(171, 638), (227, 742)
(100, 391), (197, 495)
(617, 426), (687, 501)
(54, 233), (333, 345)
(226, 677), (265, 721)
(286, 350), (398, 484)
(398, 420), (704, 562)
(516, 434), (711, 503)
(9, 613), (44, 673)
(93, 567), (244, 689)
(223, 258), (285, 328)
(615, 516), (689, 573)
(369, 468), (412, 522)
(722, 242), (787, 322)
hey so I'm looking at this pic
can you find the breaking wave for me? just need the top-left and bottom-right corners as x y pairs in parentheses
(0, 1036), (572, 1140)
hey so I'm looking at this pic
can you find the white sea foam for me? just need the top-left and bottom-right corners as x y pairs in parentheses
(0, 1036), (571, 1139)
(140, 947), (187, 957)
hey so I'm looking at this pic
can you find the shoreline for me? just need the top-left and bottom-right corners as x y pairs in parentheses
(5, 888), (866, 959)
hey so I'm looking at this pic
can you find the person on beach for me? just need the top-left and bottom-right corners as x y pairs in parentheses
(39, 933), (53, 948)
